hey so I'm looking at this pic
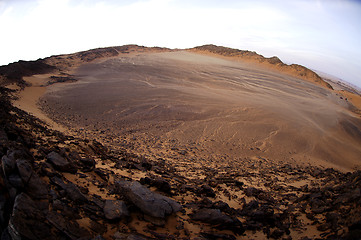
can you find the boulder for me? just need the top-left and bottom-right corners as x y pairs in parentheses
(103, 200), (129, 220)
(47, 151), (75, 173)
(116, 180), (181, 219)
(16, 159), (33, 183)
(191, 208), (234, 225)
(191, 208), (245, 234)
(8, 193), (52, 240)
(25, 173), (48, 199)
(64, 182), (88, 204)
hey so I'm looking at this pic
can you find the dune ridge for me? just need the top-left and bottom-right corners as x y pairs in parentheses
(190, 44), (333, 90)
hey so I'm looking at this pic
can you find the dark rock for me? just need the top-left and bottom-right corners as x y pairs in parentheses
(241, 200), (259, 214)
(200, 184), (216, 197)
(192, 208), (233, 225)
(140, 177), (171, 194)
(50, 176), (67, 189)
(113, 232), (148, 240)
(200, 232), (236, 240)
(8, 174), (23, 189)
(8, 193), (52, 240)
(245, 187), (262, 197)
(80, 157), (96, 172)
(92, 235), (105, 240)
(191, 208), (245, 234)
(25, 173), (48, 199)
(1, 153), (17, 177)
(47, 151), (76, 173)
(212, 201), (232, 214)
(16, 159), (33, 183)
(317, 223), (331, 231)
(94, 168), (109, 181)
(64, 182), (88, 204)
(103, 200), (129, 220)
(349, 219), (361, 231)
(269, 228), (285, 239)
(116, 180), (181, 218)
(326, 212), (340, 230)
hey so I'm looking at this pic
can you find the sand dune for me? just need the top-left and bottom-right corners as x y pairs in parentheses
(38, 51), (361, 171)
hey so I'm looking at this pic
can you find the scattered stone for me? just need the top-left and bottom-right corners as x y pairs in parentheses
(140, 176), (171, 194)
(200, 184), (216, 198)
(191, 208), (233, 225)
(47, 151), (76, 173)
(116, 180), (181, 218)
(103, 200), (129, 220)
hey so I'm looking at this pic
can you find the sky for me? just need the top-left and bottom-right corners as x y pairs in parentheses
(0, 0), (361, 87)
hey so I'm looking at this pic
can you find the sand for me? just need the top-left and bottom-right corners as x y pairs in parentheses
(9, 48), (361, 239)
(13, 74), (68, 132)
(33, 51), (361, 172)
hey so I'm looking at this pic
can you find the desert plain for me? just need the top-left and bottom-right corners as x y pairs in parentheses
(1, 45), (361, 239)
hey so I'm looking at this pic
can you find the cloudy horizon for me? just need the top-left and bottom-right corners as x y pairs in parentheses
(1, 0), (360, 87)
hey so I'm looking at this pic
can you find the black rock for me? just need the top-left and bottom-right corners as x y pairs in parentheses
(103, 200), (129, 220)
(140, 177), (171, 194)
(116, 180), (181, 219)
(200, 232), (236, 240)
(47, 151), (76, 173)
(8, 174), (24, 189)
(16, 159), (33, 183)
(244, 187), (262, 197)
(200, 184), (216, 198)
(8, 193), (52, 240)
(192, 208), (245, 234)
(64, 182), (88, 204)
(1, 152), (17, 177)
(192, 208), (233, 225)
(26, 173), (49, 199)
(80, 157), (96, 172)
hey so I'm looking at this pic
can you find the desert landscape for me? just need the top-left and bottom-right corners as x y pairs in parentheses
(1, 45), (361, 239)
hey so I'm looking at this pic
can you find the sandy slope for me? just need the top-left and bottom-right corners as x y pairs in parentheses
(35, 51), (361, 171)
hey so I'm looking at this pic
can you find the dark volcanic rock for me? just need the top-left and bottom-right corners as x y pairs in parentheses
(8, 193), (52, 240)
(80, 157), (96, 172)
(103, 200), (129, 220)
(200, 184), (216, 197)
(200, 232), (236, 240)
(47, 151), (76, 173)
(25, 173), (48, 199)
(140, 177), (171, 194)
(116, 180), (181, 219)
(191, 208), (245, 234)
(16, 159), (33, 183)
(191, 208), (233, 225)
(64, 182), (88, 204)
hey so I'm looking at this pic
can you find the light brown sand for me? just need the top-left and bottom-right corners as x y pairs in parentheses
(13, 74), (67, 132)
(38, 51), (361, 171)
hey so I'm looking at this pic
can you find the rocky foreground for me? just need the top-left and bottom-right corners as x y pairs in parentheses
(0, 45), (361, 239)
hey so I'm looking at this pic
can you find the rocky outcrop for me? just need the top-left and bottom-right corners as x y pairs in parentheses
(0, 59), (56, 86)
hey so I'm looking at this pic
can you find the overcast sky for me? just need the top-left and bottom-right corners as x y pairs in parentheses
(1, 0), (360, 87)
